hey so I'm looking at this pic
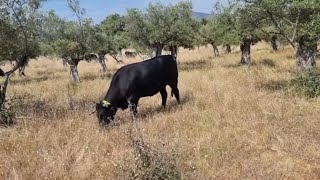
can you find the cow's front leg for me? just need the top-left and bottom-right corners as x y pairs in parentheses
(127, 97), (138, 116)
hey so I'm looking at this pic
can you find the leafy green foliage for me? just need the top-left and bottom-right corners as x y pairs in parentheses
(0, 0), (44, 115)
(200, 3), (239, 47)
(168, 2), (200, 49)
(125, 8), (152, 54)
(235, 1), (265, 42)
(39, 1), (97, 64)
(291, 70), (320, 98)
(0, 0), (44, 63)
(237, 0), (320, 47)
(0, 93), (30, 126)
(98, 13), (128, 55)
(125, 2), (198, 55)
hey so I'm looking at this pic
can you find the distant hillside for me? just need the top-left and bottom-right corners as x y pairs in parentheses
(192, 11), (211, 19)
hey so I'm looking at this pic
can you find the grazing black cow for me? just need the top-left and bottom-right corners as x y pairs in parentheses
(96, 55), (180, 126)
(125, 51), (137, 58)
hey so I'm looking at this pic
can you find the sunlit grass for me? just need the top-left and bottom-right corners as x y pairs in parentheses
(0, 42), (319, 179)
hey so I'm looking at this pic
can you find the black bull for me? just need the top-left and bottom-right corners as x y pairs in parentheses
(96, 55), (180, 126)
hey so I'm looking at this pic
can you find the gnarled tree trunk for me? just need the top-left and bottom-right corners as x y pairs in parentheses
(240, 38), (252, 65)
(0, 74), (10, 110)
(70, 65), (80, 82)
(15, 55), (28, 76)
(296, 35), (317, 70)
(271, 35), (278, 52)
(154, 44), (164, 57)
(211, 44), (220, 57)
(98, 53), (107, 73)
(69, 59), (81, 82)
(110, 54), (122, 63)
(225, 44), (231, 54)
(169, 45), (178, 61)
(62, 59), (68, 68)
(118, 49), (122, 58)
(0, 55), (27, 111)
(19, 66), (26, 76)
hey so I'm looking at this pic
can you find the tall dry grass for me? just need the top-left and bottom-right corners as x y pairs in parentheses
(0, 42), (320, 179)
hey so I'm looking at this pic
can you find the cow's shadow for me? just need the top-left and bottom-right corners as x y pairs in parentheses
(178, 60), (210, 72)
(109, 93), (193, 127)
(139, 92), (193, 118)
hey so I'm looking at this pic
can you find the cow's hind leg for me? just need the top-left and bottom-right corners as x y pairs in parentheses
(160, 87), (167, 108)
(169, 81), (180, 104)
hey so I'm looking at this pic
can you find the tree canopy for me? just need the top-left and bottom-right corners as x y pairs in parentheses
(0, 0), (44, 63)
(237, 0), (320, 68)
(125, 2), (199, 57)
(99, 13), (128, 58)
(0, 0), (45, 114)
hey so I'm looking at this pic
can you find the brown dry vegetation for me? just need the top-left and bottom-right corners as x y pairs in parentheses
(0, 43), (320, 179)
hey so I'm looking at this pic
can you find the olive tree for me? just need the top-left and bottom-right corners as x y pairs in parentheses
(39, 10), (66, 63)
(236, 4), (263, 65)
(0, 0), (44, 112)
(238, 0), (320, 69)
(199, 16), (224, 57)
(87, 14), (129, 73)
(200, 2), (240, 57)
(99, 13), (127, 61)
(42, 0), (97, 82)
(126, 3), (171, 57)
(126, 2), (197, 58)
(166, 2), (199, 59)
(89, 28), (109, 72)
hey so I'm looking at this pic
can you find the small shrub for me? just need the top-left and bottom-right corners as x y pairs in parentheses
(0, 93), (30, 126)
(0, 107), (15, 126)
(120, 120), (181, 180)
(291, 70), (320, 98)
(129, 140), (181, 180)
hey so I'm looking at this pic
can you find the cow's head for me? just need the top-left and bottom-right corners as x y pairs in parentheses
(96, 100), (116, 126)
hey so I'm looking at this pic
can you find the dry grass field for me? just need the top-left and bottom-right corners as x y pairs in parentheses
(0, 43), (320, 179)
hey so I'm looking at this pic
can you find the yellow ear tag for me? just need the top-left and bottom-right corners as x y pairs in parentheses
(102, 100), (111, 107)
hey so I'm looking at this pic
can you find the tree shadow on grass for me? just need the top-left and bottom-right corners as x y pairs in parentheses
(255, 59), (276, 68)
(222, 63), (242, 68)
(81, 73), (112, 82)
(10, 75), (61, 85)
(178, 60), (210, 72)
(223, 59), (276, 69)
(35, 68), (67, 76)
